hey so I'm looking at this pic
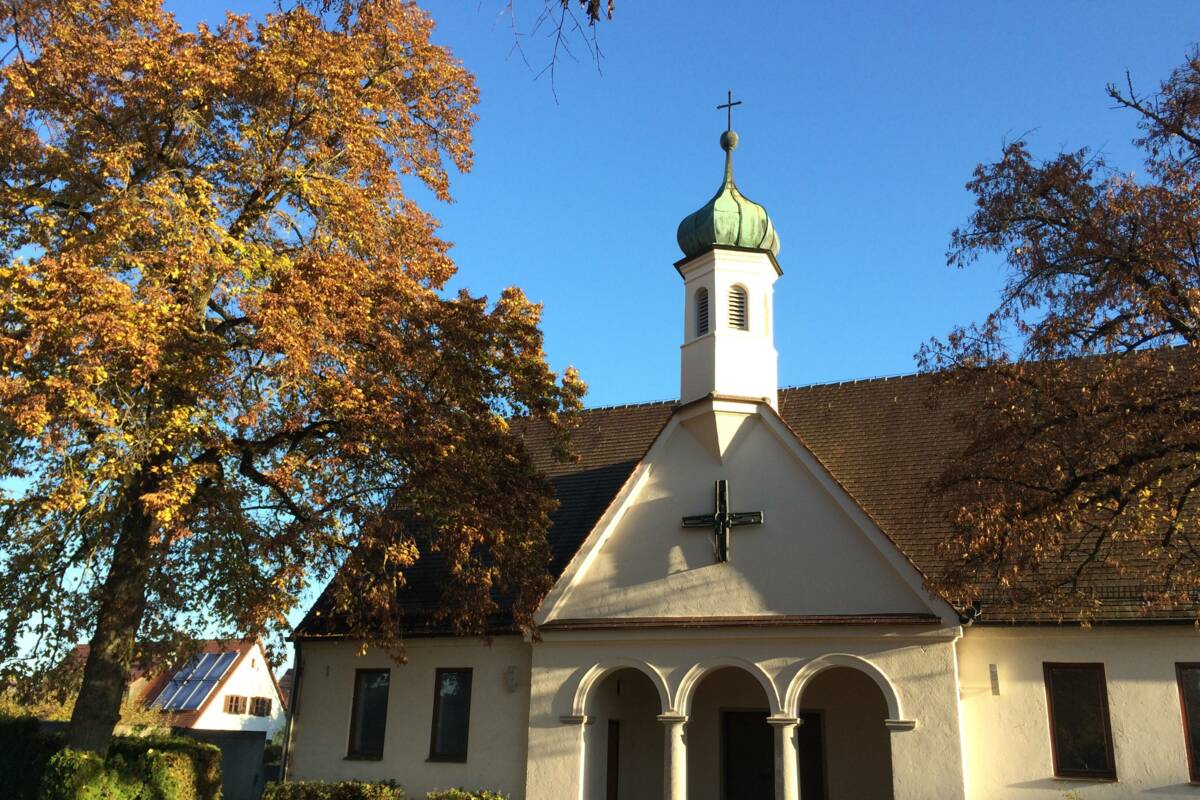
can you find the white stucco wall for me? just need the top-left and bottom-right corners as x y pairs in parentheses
(546, 407), (939, 622)
(289, 636), (531, 797)
(193, 642), (286, 737)
(957, 625), (1200, 798)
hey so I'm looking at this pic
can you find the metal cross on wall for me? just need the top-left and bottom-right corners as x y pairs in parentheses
(681, 479), (764, 563)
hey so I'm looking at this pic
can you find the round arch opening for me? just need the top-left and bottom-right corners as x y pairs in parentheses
(797, 666), (894, 800)
(686, 666), (775, 800)
(581, 667), (664, 800)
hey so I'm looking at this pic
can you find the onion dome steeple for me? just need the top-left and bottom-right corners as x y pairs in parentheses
(676, 97), (780, 260)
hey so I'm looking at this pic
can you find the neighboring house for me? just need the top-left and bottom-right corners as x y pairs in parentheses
(284, 128), (1200, 799)
(75, 638), (287, 738)
(150, 639), (288, 738)
(278, 669), (294, 711)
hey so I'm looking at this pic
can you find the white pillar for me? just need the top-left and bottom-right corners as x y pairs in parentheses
(559, 715), (592, 800)
(767, 715), (800, 800)
(657, 713), (688, 800)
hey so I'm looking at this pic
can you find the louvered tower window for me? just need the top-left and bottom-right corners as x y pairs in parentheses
(695, 288), (710, 336)
(728, 286), (748, 330)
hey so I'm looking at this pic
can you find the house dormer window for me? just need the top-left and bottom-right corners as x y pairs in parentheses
(728, 286), (748, 330)
(696, 288), (710, 336)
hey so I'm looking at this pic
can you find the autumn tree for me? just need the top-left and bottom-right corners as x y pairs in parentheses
(0, 0), (583, 753)
(920, 49), (1200, 618)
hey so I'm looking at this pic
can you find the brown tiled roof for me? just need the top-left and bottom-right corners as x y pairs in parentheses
(295, 373), (1193, 638)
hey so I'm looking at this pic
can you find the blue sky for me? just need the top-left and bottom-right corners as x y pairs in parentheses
(417, 0), (1198, 403)
(171, 0), (1199, 407)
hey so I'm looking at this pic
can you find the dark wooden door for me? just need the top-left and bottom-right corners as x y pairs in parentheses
(798, 711), (827, 800)
(722, 710), (774, 800)
(606, 719), (620, 800)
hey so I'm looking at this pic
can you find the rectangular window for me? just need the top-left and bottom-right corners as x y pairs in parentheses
(1177, 663), (1200, 780)
(1043, 663), (1116, 780)
(347, 669), (390, 759)
(429, 668), (473, 761)
(224, 695), (247, 715)
(250, 696), (272, 717)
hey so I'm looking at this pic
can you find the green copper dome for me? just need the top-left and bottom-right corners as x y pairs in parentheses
(676, 130), (780, 260)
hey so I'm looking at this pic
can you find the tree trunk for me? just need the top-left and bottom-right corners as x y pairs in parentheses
(66, 482), (156, 754)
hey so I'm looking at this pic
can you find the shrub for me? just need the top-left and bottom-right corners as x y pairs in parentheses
(108, 736), (221, 800)
(0, 715), (221, 800)
(38, 749), (136, 800)
(263, 781), (405, 800)
(426, 791), (509, 800)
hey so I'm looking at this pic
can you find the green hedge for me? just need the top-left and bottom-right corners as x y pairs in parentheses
(39, 736), (221, 800)
(262, 783), (510, 800)
(263, 782), (405, 800)
(0, 716), (220, 800)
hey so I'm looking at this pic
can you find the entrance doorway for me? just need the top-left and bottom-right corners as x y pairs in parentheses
(721, 710), (773, 799)
(719, 709), (829, 800)
(798, 711), (827, 800)
(688, 667), (774, 800)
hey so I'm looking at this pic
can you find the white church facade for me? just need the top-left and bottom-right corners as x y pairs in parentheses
(283, 127), (1200, 799)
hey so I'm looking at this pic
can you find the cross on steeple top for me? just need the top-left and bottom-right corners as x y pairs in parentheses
(717, 90), (742, 132)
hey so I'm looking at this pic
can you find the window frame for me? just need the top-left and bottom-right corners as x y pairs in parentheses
(250, 696), (272, 717)
(428, 667), (473, 763)
(1176, 662), (1200, 781)
(224, 694), (247, 715)
(346, 668), (390, 760)
(1042, 662), (1117, 781)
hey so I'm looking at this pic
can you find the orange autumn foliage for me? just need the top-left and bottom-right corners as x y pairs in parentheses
(0, 0), (583, 751)
(920, 50), (1200, 620)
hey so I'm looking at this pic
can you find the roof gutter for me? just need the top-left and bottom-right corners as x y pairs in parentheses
(958, 600), (983, 626)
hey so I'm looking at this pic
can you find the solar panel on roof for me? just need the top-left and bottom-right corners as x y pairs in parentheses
(152, 650), (238, 712)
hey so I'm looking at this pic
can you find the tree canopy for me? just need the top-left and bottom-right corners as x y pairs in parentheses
(920, 50), (1200, 619)
(0, 0), (583, 751)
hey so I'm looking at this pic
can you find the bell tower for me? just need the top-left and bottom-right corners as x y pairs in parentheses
(675, 101), (781, 409)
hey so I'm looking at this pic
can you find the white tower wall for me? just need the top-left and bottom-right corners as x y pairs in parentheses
(678, 247), (780, 407)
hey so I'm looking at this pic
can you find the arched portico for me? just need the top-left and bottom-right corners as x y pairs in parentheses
(558, 652), (932, 800)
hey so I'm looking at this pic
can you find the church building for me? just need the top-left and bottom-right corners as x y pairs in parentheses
(283, 124), (1200, 799)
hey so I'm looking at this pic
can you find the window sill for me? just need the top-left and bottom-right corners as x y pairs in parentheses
(344, 754), (383, 762)
(1052, 775), (1117, 783)
(426, 755), (468, 764)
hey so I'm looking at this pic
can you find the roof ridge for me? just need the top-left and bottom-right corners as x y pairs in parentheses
(578, 372), (929, 411)
(781, 370), (923, 391)
(580, 397), (676, 412)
